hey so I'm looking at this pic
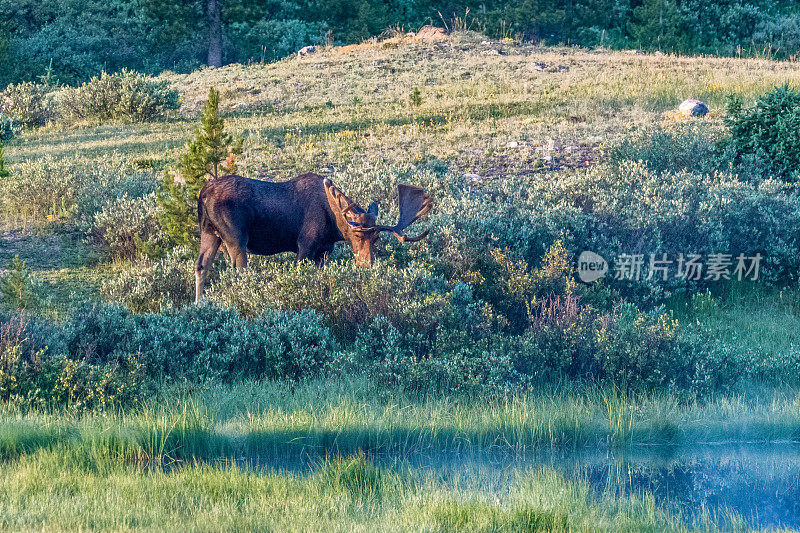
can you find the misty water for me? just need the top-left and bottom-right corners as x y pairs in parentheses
(221, 443), (800, 530)
(396, 444), (800, 530)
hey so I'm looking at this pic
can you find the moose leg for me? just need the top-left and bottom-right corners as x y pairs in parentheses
(226, 240), (249, 269)
(195, 232), (222, 304)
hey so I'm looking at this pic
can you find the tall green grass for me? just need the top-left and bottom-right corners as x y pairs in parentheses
(0, 448), (736, 532)
(3, 377), (800, 469)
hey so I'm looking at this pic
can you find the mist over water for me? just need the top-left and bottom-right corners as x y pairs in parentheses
(228, 443), (800, 530)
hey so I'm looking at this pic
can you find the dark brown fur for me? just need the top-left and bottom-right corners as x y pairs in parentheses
(194, 173), (431, 303)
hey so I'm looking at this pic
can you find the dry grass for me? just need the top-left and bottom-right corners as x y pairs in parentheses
(8, 34), (800, 184)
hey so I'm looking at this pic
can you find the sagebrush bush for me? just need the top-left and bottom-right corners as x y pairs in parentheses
(0, 316), (147, 410)
(559, 161), (800, 288)
(90, 192), (166, 260)
(0, 155), (157, 222)
(102, 247), (195, 313)
(56, 70), (179, 123)
(205, 259), (463, 337)
(28, 303), (336, 383)
(0, 81), (55, 127)
(593, 303), (685, 389)
(609, 125), (726, 176)
(724, 85), (800, 182)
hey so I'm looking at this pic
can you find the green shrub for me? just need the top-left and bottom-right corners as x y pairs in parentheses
(0, 114), (15, 141)
(204, 260), (458, 337)
(560, 161), (800, 288)
(593, 303), (684, 389)
(56, 69), (178, 124)
(0, 140), (8, 177)
(101, 247), (195, 313)
(608, 125), (728, 176)
(0, 256), (40, 311)
(352, 316), (518, 394)
(0, 81), (54, 127)
(724, 85), (800, 182)
(513, 295), (598, 380)
(41, 302), (336, 383)
(90, 192), (167, 260)
(0, 155), (157, 223)
(0, 315), (146, 410)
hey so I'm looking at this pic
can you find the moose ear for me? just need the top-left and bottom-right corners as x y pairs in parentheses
(367, 202), (379, 218)
(324, 178), (365, 237)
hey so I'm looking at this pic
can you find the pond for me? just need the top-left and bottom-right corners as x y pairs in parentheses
(226, 443), (800, 530)
(397, 444), (800, 530)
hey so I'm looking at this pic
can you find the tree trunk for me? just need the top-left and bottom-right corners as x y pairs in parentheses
(207, 0), (222, 67)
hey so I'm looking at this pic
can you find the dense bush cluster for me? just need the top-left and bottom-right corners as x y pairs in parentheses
(0, 302), (337, 409)
(80, 133), (800, 397)
(0, 81), (54, 127)
(0, 316), (147, 410)
(0, 72), (178, 128)
(0, 155), (157, 223)
(0, 114), (16, 141)
(102, 247), (196, 312)
(4, 83), (800, 404)
(57, 70), (179, 123)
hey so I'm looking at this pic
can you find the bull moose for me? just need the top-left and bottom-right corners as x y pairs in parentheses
(194, 173), (432, 303)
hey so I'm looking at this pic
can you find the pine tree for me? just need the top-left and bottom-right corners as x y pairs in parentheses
(0, 142), (8, 179)
(158, 87), (242, 247)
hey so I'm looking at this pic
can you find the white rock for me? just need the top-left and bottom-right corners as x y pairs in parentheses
(506, 141), (519, 148)
(297, 45), (317, 57)
(320, 167), (333, 173)
(678, 99), (709, 117)
(463, 173), (482, 182)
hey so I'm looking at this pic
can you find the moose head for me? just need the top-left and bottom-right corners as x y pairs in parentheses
(323, 178), (432, 266)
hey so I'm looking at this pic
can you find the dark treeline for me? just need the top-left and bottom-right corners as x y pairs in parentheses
(1, 0), (800, 86)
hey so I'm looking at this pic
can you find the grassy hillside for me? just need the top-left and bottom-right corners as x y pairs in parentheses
(8, 34), (800, 177)
(2, 33), (800, 531)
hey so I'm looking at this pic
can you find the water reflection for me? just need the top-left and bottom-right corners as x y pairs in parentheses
(217, 443), (800, 530)
(395, 444), (800, 530)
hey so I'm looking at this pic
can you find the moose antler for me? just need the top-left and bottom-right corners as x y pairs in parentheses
(324, 178), (368, 237)
(375, 184), (432, 242)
